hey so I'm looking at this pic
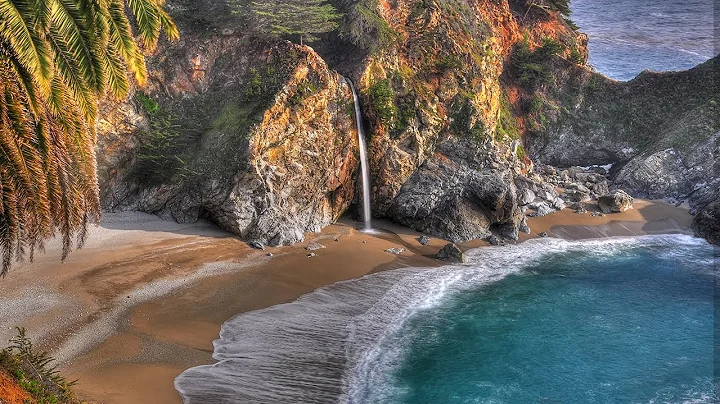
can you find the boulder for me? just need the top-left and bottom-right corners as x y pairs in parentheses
(436, 243), (466, 263)
(598, 190), (634, 213)
(486, 235), (501, 246)
(693, 200), (720, 245)
(529, 202), (554, 217)
(418, 235), (431, 245)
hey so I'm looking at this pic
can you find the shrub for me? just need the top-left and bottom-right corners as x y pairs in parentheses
(366, 79), (396, 125)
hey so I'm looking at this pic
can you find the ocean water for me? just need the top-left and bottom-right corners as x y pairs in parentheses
(570, 0), (716, 81)
(175, 235), (718, 403)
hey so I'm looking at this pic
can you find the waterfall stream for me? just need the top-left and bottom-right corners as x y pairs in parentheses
(346, 79), (373, 231)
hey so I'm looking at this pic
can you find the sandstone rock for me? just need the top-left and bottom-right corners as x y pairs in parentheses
(598, 190), (634, 213)
(436, 243), (466, 263)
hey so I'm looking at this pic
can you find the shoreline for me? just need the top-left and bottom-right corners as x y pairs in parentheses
(0, 199), (694, 403)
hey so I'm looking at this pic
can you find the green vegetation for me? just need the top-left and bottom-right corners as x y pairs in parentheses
(136, 92), (160, 115)
(339, 0), (399, 52)
(0, 328), (80, 403)
(231, 0), (341, 43)
(511, 37), (565, 88)
(366, 79), (397, 125)
(450, 92), (488, 143)
(496, 95), (521, 141)
(0, 0), (177, 275)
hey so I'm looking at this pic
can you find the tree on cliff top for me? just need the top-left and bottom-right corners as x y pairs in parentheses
(0, 0), (178, 276)
(231, 0), (341, 44)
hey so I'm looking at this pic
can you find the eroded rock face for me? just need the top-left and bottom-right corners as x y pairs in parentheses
(97, 38), (359, 246)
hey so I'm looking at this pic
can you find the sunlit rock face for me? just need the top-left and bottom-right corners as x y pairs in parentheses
(97, 35), (359, 246)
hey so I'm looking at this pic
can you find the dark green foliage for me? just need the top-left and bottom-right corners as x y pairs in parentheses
(511, 38), (565, 88)
(289, 80), (319, 106)
(496, 94), (521, 140)
(337, 0), (398, 52)
(435, 55), (463, 72)
(366, 79), (396, 125)
(1, 328), (78, 403)
(450, 92), (489, 142)
(136, 92), (160, 115)
(230, 0), (341, 42)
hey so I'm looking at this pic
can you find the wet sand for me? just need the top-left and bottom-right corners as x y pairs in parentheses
(0, 200), (693, 403)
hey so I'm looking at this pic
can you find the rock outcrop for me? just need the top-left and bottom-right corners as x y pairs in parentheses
(693, 201), (720, 246)
(98, 36), (359, 246)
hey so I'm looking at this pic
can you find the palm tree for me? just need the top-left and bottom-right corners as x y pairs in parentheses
(0, 0), (178, 275)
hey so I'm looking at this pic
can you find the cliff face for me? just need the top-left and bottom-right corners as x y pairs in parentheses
(95, 0), (718, 245)
(524, 56), (719, 238)
(344, 0), (582, 241)
(97, 35), (359, 245)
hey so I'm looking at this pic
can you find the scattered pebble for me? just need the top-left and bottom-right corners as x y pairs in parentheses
(334, 238), (340, 242)
(362, 240), (367, 244)
(539, 232), (549, 238)
(305, 243), (326, 251)
(384, 247), (406, 255)
(266, 253), (273, 257)
(307, 253), (316, 258)
(591, 212), (606, 217)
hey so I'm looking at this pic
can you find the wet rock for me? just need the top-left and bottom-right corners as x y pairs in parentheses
(436, 243), (466, 263)
(598, 190), (634, 213)
(487, 235), (501, 246)
(385, 247), (406, 255)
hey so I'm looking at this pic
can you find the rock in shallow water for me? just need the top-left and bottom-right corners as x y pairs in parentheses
(436, 243), (466, 263)
(598, 190), (634, 213)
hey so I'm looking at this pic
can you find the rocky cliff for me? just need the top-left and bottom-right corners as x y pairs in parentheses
(95, 0), (719, 245)
(523, 55), (718, 240)
(97, 29), (359, 245)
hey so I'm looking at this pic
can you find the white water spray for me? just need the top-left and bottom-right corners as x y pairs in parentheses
(346, 79), (373, 231)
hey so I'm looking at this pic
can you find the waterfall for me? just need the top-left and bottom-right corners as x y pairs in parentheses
(346, 79), (373, 231)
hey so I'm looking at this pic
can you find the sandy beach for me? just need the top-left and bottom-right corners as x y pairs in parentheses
(0, 199), (694, 403)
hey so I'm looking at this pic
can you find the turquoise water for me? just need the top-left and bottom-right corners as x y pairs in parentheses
(175, 235), (717, 403)
(358, 237), (717, 403)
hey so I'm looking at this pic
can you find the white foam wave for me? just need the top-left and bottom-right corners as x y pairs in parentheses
(174, 234), (714, 403)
